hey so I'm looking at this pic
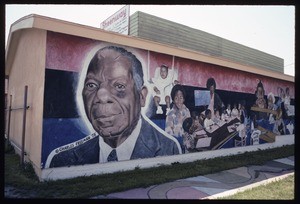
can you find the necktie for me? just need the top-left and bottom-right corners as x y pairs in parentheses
(107, 149), (118, 162)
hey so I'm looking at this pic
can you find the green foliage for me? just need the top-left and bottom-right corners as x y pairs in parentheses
(5, 154), (39, 189)
(221, 174), (294, 200)
(5, 139), (15, 154)
(21, 161), (40, 181)
(5, 144), (294, 198)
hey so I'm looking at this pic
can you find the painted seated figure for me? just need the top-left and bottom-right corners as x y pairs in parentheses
(150, 64), (179, 115)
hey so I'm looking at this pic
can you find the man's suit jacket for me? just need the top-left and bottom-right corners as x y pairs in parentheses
(48, 117), (180, 168)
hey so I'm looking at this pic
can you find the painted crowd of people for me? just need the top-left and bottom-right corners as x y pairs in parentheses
(150, 67), (294, 154)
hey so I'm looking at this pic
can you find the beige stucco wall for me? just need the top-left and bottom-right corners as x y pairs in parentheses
(7, 28), (46, 178)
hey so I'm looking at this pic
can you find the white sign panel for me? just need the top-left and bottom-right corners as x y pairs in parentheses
(100, 5), (130, 35)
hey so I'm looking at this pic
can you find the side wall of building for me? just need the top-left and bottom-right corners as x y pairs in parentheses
(7, 28), (46, 178)
(42, 31), (294, 173)
(6, 15), (294, 181)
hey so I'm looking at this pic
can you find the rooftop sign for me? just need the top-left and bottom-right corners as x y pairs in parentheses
(100, 5), (130, 35)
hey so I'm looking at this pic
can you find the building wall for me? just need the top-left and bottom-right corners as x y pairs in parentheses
(129, 11), (284, 73)
(6, 15), (294, 181)
(42, 31), (294, 173)
(7, 28), (46, 178)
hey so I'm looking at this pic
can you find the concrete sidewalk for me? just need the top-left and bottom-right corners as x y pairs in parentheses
(92, 156), (294, 199)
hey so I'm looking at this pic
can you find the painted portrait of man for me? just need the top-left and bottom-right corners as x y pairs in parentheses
(45, 45), (181, 168)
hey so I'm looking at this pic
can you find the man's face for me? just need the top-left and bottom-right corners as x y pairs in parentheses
(160, 67), (168, 79)
(82, 49), (141, 140)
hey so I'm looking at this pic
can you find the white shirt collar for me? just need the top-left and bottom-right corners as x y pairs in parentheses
(99, 117), (142, 163)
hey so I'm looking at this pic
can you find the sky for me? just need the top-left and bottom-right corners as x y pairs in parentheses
(5, 4), (295, 76)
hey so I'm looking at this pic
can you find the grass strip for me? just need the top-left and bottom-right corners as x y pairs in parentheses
(5, 144), (294, 198)
(220, 174), (294, 200)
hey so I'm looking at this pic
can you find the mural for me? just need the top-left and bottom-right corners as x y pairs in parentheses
(42, 31), (295, 169)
